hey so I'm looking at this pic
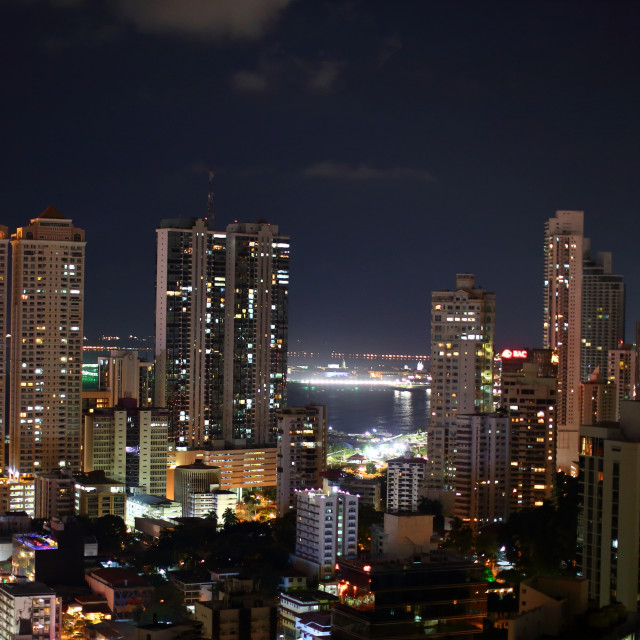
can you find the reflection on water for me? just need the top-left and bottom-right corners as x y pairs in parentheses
(287, 382), (429, 435)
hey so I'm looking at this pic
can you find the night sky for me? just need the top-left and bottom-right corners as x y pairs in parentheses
(3, 1), (640, 355)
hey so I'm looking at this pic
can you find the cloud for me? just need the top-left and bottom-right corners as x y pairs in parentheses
(303, 162), (436, 182)
(232, 70), (269, 92)
(307, 60), (340, 93)
(378, 33), (403, 65)
(232, 55), (342, 94)
(115, 0), (293, 40)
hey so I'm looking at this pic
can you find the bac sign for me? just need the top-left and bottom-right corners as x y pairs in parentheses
(501, 349), (527, 359)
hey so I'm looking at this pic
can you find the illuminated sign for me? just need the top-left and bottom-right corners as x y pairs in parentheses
(501, 349), (528, 359)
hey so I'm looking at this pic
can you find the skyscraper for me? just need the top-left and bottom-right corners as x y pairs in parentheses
(0, 226), (8, 473)
(222, 222), (289, 445)
(499, 348), (557, 514)
(155, 217), (225, 446)
(9, 207), (85, 475)
(429, 273), (495, 487)
(155, 219), (289, 447)
(543, 210), (584, 472)
(581, 247), (625, 381)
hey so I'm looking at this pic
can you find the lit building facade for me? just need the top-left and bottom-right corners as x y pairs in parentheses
(34, 471), (74, 520)
(97, 350), (153, 408)
(74, 474), (126, 518)
(0, 226), (8, 473)
(155, 218), (289, 447)
(0, 582), (61, 640)
(386, 455), (427, 513)
(276, 406), (327, 515)
(166, 446), (277, 499)
(430, 273), (495, 487)
(83, 399), (169, 496)
(454, 414), (509, 524)
(543, 210), (584, 473)
(578, 402), (640, 610)
(331, 557), (487, 640)
(9, 207), (85, 475)
(0, 475), (35, 517)
(173, 461), (221, 516)
(294, 490), (358, 580)
(581, 248), (624, 382)
(499, 349), (557, 514)
(608, 345), (636, 420)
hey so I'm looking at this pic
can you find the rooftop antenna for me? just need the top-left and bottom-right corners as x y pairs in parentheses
(206, 169), (214, 226)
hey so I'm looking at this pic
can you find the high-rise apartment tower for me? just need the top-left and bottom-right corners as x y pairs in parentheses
(155, 218), (289, 447)
(581, 247), (624, 381)
(543, 211), (583, 472)
(0, 226), (8, 472)
(9, 207), (85, 475)
(429, 273), (495, 487)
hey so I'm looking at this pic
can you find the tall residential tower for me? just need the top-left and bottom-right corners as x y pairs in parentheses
(0, 226), (8, 472)
(155, 218), (289, 448)
(543, 211), (583, 472)
(429, 273), (495, 487)
(9, 207), (85, 475)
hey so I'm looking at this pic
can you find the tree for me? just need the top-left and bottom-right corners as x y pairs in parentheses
(222, 507), (239, 528)
(365, 461), (377, 475)
(417, 497), (445, 530)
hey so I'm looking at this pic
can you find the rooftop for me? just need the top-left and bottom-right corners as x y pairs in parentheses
(0, 582), (56, 596)
(88, 568), (151, 589)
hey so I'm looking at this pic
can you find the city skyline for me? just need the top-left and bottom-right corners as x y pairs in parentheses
(3, 2), (640, 354)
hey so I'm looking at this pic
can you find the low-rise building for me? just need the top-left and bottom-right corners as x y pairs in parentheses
(74, 472), (126, 519)
(34, 471), (75, 520)
(85, 568), (154, 616)
(0, 475), (35, 517)
(168, 571), (214, 609)
(125, 494), (181, 528)
(277, 590), (338, 640)
(0, 581), (61, 640)
(295, 611), (331, 640)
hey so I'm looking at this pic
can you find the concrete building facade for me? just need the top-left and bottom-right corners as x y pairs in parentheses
(155, 218), (289, 448)
(430, 273), (495, 487)
(294, 490), (358, 580)
(84, 399), (169, 496)
(276, 406), (327, 515)
(386, 455), (427, 513)
(500, 350), (557, 513)
(578, 402), (640, 609)
(9, 207), (85, 475)
(454, 413), (509, 524)
(581, 248), (625, 382)
(543, 210), (583, 473)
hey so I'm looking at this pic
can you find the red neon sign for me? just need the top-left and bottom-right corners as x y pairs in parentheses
(501, 349), (527, 359)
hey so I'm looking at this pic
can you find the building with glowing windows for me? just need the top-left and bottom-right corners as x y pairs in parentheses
(9, 207), (85, 475)
(276, 406), (327, 515)
(155, 218), (289, 447)
(543, 211), (584, 473)
(83, 398), (169, 496)
(581, 248), (624, 383)
(429, 273), (495, 488)
(578, 402), (640, 610)
(499, 349), (557, 515)
(0, 226), (8, 473)
(608, 345), (636, 420)
(293, 489), (358, 580)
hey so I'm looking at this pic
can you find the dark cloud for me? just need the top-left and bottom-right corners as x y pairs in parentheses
(114, 0), (293, 40)
(303, 162), (437, 182)
(232, 54), (342, 93)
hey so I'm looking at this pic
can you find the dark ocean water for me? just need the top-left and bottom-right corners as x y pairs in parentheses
(286, 382), (429, 435)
